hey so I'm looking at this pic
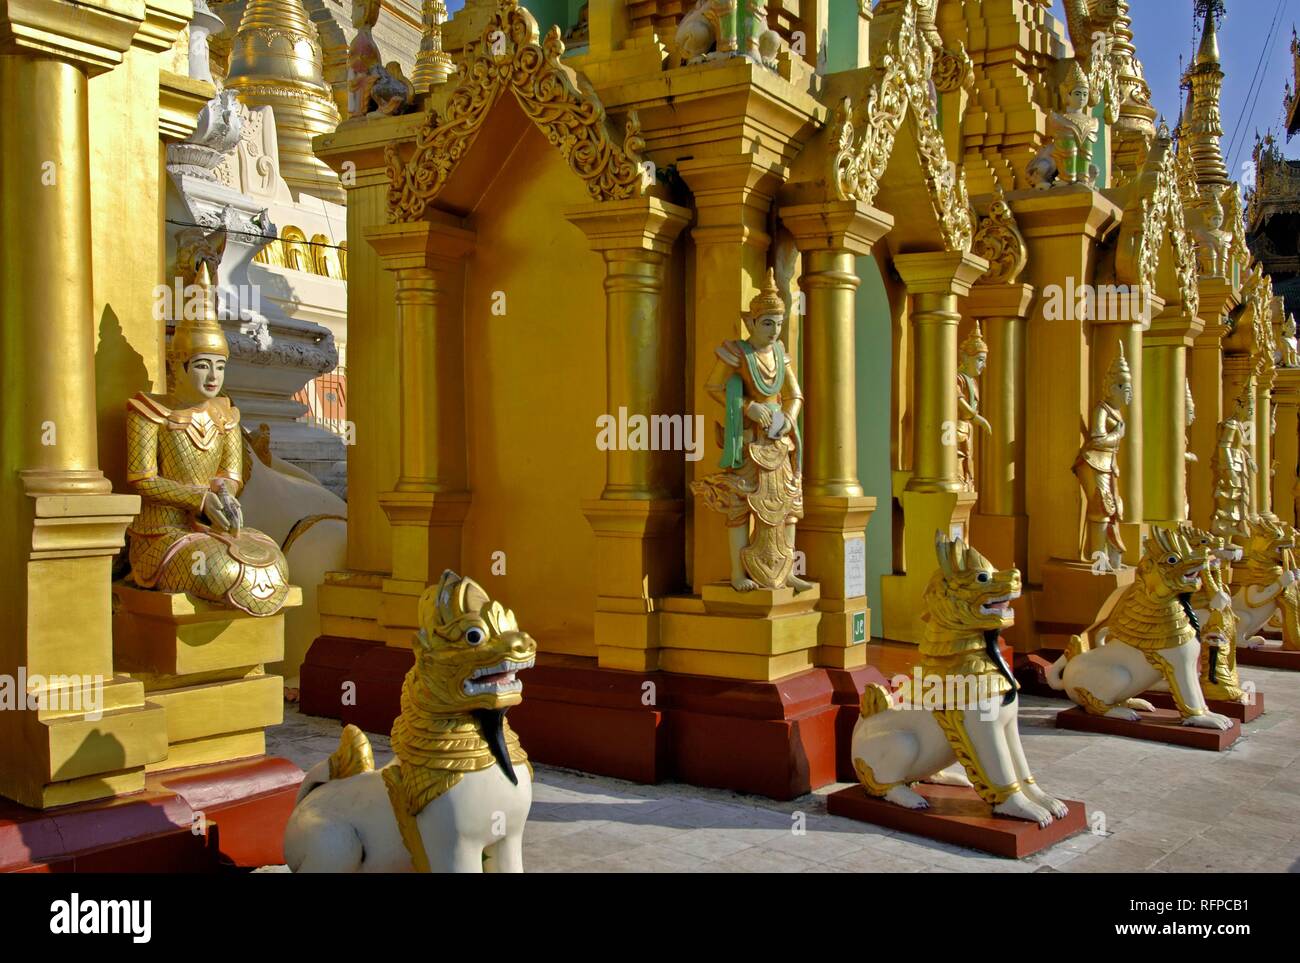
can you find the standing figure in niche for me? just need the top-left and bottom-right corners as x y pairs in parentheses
(1073, 344), (1132, 572)
(956, 322), (991, 493)
(692, 268), (810, 593)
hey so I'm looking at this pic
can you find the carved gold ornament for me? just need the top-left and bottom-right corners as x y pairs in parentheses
(1116, 126), (1199, 320)
(827, 0), (973, 253)
(971, 190), (1027, 284)
(386, 0), (646, 222)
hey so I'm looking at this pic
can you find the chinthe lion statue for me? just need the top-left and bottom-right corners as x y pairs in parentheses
(1228, 517), (1300, 650)
(1047, 526), (1233, 730)
(283, 571), (537, 872)
(1182, 525), (1249, 704)
(850, 532), (1068, 828)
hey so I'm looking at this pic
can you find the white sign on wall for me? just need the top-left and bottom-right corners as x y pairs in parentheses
(845, 537), (866, 598)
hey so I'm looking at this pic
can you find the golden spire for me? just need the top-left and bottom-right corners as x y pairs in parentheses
(1186, 0), (1229, 188)
(1109, 0), (1158, 182)
(222, 0), (343, 203)
(413, 0), (456, 92)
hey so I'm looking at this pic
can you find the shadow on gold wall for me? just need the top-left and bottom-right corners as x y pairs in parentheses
(95, 304), (152, 492)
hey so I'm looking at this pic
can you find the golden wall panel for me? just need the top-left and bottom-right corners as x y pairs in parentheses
(460, 121), (607, 657)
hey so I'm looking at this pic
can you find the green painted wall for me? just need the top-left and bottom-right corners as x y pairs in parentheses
(523, 0), (573, 33)
(826, 0), (865, 72)
(856, 253), (893, 638)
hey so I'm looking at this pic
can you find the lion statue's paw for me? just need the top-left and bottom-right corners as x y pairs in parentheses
(1024, 783), (1069, 819)
(994, 793), (1053, 828)
(924, 765), (973, 788)
(1103, 705), (1142, 722)
(1244, 635), (1267, 650)
(884, 785), (930, 810)
(1183, 711), (1233, 731)
(1123, 697), (1155, 712)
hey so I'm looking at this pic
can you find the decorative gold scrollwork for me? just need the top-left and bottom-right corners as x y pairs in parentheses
(386, 0), (645, 223)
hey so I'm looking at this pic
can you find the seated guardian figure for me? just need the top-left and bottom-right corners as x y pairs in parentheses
(124, 265), (290, 615)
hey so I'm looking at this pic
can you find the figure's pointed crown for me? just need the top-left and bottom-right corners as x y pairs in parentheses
(961, 321), (988, 357)
(748, 268), (785, 321)
(1060, 58), (1089, 98)
(1107, 342), (1131, 386)
(169, 263), (229, 364)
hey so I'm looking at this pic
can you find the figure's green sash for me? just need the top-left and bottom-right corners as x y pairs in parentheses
(721, 372), (746, 469)
(718, 342), (801, 472)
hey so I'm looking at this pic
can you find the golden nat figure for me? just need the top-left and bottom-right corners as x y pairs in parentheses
(1074, 343), (1132, 572)
(692, 268), (810, 593)
(956, 322), (991, 493)
(124, 265), (290, 615)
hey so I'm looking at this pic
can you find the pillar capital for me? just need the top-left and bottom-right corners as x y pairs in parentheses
(1007, 184), (1123, 241)
(894, 251), (989, 298)
(363, 217), (477, 271)
(1144, 304), (1204, 347)
(1197, 275), (1240, 331)
(0, 0), (144, 74)
(965, 282), (1035, 320)
(564, 197), (692, 255)
(778, 200), (893, 256)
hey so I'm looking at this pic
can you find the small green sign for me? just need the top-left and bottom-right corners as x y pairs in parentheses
(852, 611), (866, 644)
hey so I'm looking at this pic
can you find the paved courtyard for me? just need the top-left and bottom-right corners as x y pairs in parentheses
(268, 663), (1300, 872)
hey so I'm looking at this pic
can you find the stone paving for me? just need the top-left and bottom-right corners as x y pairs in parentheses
(267, 662), (1300, 872)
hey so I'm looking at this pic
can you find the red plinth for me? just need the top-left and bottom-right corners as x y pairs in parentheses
(1141, 690), (1264, 723)
(1013, 650), (1068, 699)
(826, 783), (1088, 859)
(0, 756), (302, 873)
(1055, 706), (1240, 749)
(300, 637), (885, 801)
(1236, 643), (1300, 670)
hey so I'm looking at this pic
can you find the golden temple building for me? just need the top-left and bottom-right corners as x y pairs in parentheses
(3, 0), (1299, 867)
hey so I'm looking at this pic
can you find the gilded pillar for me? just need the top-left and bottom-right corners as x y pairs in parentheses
(781, 200), (893, 667)
(365, 217), (475, 645)
(566, 198), (691, 672)
(880, 251), (987, 644)
(1188, 279), (1238, 526)
(1011, 188), (1122, 581)
(1256, 360), (1275, 517)
(1142, 304), (1201, 527)
(1273, 368), (1300, 528)
(0, 0), (171, 809)
(966, 283), (1035, 572)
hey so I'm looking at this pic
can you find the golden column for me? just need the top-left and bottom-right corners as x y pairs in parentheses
(967, 283), (1035, 562)
(781, 199), (894, 667)
(1274, 367), (1300, 528)
(1188, 278), (1238, 525)
(566, 197), (692, 672)
(880, 250), (987, 644)
(365, 217), (475, 644)
(0, 0), (169, 808)
(1012, 189), (1121, 576)
(1256, 358), (1276, 517)
(1142, 304), (1201, 528)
